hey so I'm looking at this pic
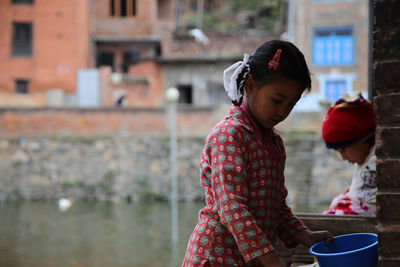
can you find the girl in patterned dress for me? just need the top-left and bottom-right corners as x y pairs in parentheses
(182, 40), (333, 267)
(321, 93), (376, 216)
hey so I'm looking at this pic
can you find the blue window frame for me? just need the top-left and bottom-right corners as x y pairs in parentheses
(313, 27), (354, 66)
(324, 80), (348, 103)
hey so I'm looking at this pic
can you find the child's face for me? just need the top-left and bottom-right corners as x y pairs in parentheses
(244, 77), (303, 130)
(336, 141), (371, 165)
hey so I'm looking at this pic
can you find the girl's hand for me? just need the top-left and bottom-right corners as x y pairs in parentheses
(294, 229), (334, 248)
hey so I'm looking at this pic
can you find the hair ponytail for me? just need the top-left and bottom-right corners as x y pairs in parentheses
(232, 66), (251, 106)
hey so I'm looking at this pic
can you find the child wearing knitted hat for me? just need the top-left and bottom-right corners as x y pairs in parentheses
(321, 93), (376, 216)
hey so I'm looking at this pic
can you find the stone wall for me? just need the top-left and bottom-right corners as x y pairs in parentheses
(0, 133), (354, 213)
(0, 106), (354, 210)
(0, 136), (204, 202)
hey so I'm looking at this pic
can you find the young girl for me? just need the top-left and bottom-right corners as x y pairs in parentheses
(321, 93), (376, 216)
(182, 40), (332, 267)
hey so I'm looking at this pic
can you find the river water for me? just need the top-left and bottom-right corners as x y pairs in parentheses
(0, 199), (329, 267)
(0, 201), (202, 267)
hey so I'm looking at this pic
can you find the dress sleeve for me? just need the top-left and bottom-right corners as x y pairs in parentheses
(277, 184), (308, 248)
(273, 133), (307, 247)
(209, 124), (274, 262)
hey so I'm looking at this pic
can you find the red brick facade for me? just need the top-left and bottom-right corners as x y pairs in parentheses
(0, 0), (174, 107)
(0, 106), (224, 137)
(0, 0), (90, 103)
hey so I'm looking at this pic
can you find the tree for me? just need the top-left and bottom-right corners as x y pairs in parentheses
(180, 0), (284, 34)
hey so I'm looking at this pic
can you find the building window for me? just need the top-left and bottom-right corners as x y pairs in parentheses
(157, 0), (171, 19)
(122, 51), (140, 73)
(208, 82), (230, 106)
(324, 80), (347, 103)
(12, 0), (33, 4)
(12, 23), (33, 57)
(177, 84), (192, 104)
(313, 27), (354, 66)
(317, 73), (356, 103)
(15, 80), (29, 94)
(97, 52), (115, 71)
(110, 0), (136, 17)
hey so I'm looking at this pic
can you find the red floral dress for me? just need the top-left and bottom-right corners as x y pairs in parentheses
(182, 105), (307, 267)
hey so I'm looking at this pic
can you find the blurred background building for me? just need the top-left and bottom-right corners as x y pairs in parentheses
(1, 0), (369, 110)
(290, 0), (370, 111)
(0, 0), (370, 133)
(0, 0), (368, 111)
(0, 0), (284, 108)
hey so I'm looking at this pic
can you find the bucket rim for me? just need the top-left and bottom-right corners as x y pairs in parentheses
(309, 233), (378, 257)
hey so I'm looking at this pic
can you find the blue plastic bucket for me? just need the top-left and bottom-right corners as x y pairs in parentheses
(309, 233), (378, 267)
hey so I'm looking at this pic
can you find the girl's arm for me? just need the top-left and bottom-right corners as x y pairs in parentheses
(257, 230), (333, 267)
(293, 228), (334, 248)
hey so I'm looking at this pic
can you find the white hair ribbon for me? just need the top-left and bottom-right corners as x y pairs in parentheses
(223, 53), (250, 102)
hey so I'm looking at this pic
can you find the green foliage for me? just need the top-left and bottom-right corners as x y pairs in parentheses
(98, 182), (110, 191)
(104, 170), (115, 181)
(134, 175), (165, 201)
(202, 14), (236, 32)
(76, 181), (86, 188)
(136, 176), (149, 188)
(181, 0), (282, 33)
(232, 0), (280, 12)
(62, 182), (74, 188)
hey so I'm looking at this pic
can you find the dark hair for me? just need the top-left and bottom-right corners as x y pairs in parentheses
(363, 132), (376, 147)
(233, 40), (312, 106)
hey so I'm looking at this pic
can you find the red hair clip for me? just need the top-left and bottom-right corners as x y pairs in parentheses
(268, 49), (282, 71)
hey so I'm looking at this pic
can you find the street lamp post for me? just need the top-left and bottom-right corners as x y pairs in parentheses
(165, 87), (180, 266)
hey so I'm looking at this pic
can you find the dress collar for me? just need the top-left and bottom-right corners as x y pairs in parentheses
(227, 104), (283, 161)
(237, 103), (279, 139)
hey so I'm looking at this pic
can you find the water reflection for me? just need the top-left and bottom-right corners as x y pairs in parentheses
(0, 196), (332, 267)
(0, 201), (202, 267)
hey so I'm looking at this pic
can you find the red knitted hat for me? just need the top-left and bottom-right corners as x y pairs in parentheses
(322, 93), (376, 149)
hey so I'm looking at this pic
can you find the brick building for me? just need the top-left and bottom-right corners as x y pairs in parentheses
(291, 0), (369, 111)
(0, 0), (279, 108)
(0, 0), (91, 106)
(0, 0), (176, 107)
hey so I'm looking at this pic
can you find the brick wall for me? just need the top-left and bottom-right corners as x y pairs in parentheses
(0, 106), (325, 138)
(373, 1), (400, 266)
(0, 107), (225, 137)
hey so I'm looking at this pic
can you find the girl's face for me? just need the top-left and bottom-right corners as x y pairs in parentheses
(243, 76), (303, 130)
(336, 141), (371, 165)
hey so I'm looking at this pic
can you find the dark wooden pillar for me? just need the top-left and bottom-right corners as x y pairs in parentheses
(372, 1), (400, 266)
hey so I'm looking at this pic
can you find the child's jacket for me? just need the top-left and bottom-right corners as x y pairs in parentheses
(182, 105), (306, 266)
(323, 146), (376, 216)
